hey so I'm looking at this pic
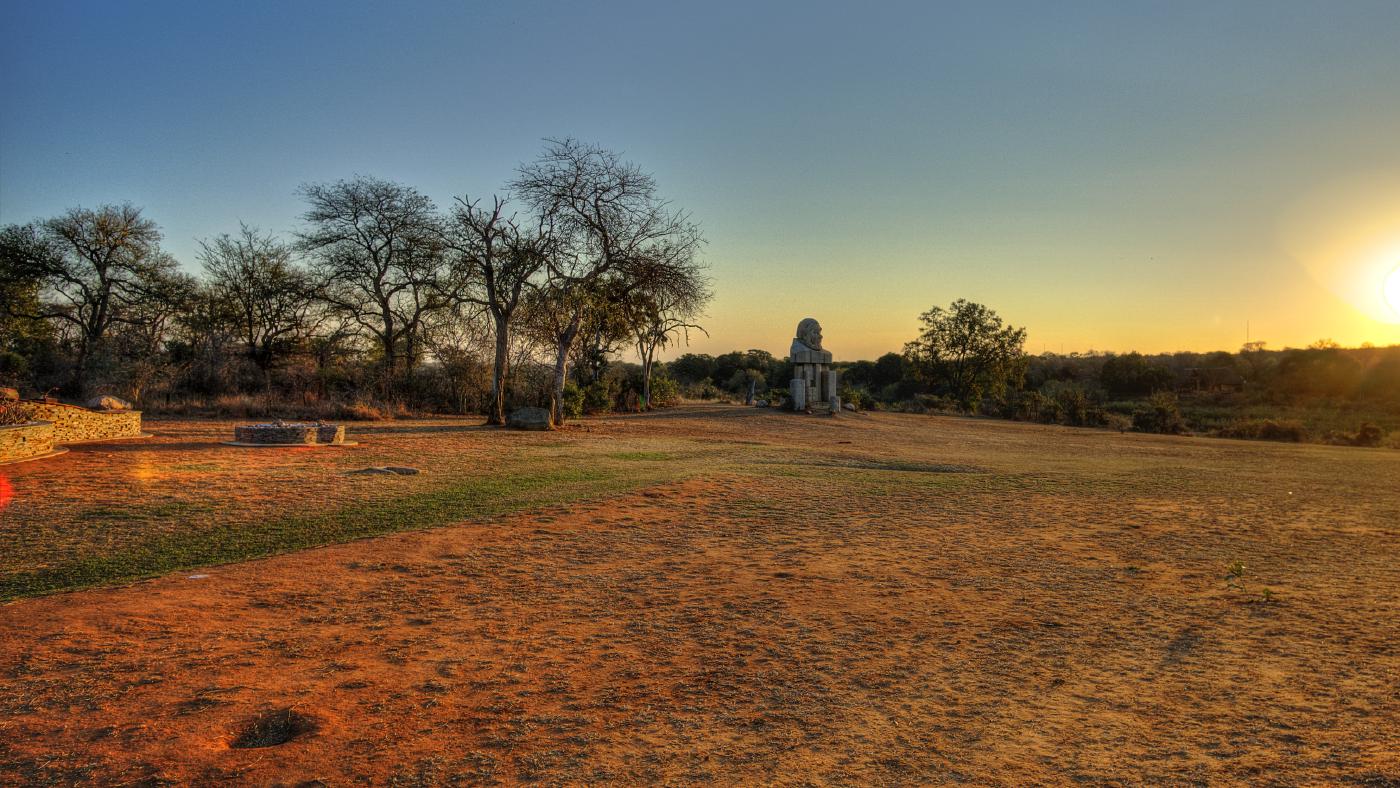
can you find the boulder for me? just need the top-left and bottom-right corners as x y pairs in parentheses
(86, 395), (132, 411)
(507, 407), (553, 431)
(0, 387), (18, 401)
(348, 466), (419, 475)
(842, 402), (857, 412)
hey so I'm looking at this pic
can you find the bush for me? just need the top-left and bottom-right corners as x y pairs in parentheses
(1052, 384), (1092, 426)
(582, 380), (614, 414)
(648, 374), (681, 408)
(916, 393), (956, 413)
(561, 383), (585, 419)
(1133, 391), (1185, 434)
(1011, 390), (1059, 423)
(0, 399), (36, 426)
(1353, 422), (1384, 448)
(1104, 412), (1133, 432)
(0, 351), (28, 385)
(841, 386), (871, 411)
(1215, 419), (1307, 442)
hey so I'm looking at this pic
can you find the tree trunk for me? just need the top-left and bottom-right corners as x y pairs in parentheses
(70, 340), (92, 398)
(640, 351), (653, 410)
(550, 343), (569, 427)
(549, 318), (581, 427)
(488, 310), (510, 426)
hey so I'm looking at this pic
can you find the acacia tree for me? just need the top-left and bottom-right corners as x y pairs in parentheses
(199, 224), (316, 389)
(441, 196), (551, 424)
(0, 204), (182, 396)
(297, 176), (447, 390)
(903, 299), (1027, 409)
(622, 246), (711, 409)
(512, 139), (703, 425)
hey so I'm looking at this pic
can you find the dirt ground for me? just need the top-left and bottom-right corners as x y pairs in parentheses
(1, 405), (1398, 785)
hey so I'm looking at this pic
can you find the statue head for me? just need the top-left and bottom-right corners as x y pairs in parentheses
(795, 317), (823, 351)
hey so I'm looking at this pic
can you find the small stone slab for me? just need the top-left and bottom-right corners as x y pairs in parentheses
(229, 421), (352, 446)
(348, 466), (419, 475)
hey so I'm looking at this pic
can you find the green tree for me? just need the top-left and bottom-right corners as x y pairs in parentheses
(1101, 352), (1173, 397)
(199, 224), (316, 390)
(0, 205), (182, 396)
(903, 299), (1027, 409)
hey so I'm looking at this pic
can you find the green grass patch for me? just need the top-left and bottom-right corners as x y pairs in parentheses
(606, 451), (676, 461)
(0, 464), (681, 600)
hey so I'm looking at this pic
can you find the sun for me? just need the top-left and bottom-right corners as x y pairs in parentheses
(1387, 264), (1400, 316)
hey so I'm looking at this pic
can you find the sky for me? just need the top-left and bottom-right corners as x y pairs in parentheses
(3, 0), (1400, 361)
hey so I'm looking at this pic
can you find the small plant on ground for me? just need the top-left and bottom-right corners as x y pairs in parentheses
(1225, 560), (1247, 591)
(0, 400), (35, 426)
(1224, 560), (1277, 603)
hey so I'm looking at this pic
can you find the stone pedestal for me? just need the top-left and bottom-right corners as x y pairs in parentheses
(789, 377), (807, 410)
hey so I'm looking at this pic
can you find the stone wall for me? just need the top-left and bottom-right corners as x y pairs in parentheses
(0, 421), (56, 464)
(26, 402), (143, 444)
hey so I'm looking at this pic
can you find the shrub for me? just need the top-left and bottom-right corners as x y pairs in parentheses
(648, 374), (681, 408)
(0, 351), (28, 384)
(0, 399), (36, 426)
(582, 380), (614, 414)
(1352, 423), (1384, 448)
(1053, 384), (1092, 426)
(1014, 390), (1060, 423)
(1132, 391), (1185, 434)
(1104, 412), (1133, 432)
(561, 383), (585, 419)
(916, 393), (956, 413)
(841, 386), (871, 411)
(1215, 419), (1307, 442)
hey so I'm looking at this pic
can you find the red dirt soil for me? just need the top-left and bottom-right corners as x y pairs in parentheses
(2, 407), (1398, 785)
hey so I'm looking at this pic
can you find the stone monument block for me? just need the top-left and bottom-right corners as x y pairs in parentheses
(788, 317), (838, 413)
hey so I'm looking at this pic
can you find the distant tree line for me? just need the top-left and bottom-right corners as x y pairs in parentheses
(665, 301), (1400, 448)
(0, 140), (710, 426)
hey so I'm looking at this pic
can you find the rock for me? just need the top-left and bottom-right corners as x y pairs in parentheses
(842, 402), (857, 412)
(86, 395), (132, 411)
(0, 388), (18, 401)
(349, 466), (420, 475)
(507, 407), (552, 431)
(754, 399), (769, 408)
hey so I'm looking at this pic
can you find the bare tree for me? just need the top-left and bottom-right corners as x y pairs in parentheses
(511, 139), (703, 424)
(421, 301), (493, 414)
(297, 176), (447, 391)
(199, 224), (315, 389)
(440, 196), (551, 424)
(623, 259), (711, 409)
(110, 267), (197, 403)
(0, 204), (181, 396)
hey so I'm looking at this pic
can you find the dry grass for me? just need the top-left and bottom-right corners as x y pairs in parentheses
(1, 405), (1398, 784)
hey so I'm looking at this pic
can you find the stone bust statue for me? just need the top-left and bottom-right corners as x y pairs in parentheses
(789, 317), (832, 367)
(788, 316), (837, 411)
(791, 317), (824, 355)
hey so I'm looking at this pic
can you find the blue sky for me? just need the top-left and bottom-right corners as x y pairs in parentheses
(4, 0), (1400, 358)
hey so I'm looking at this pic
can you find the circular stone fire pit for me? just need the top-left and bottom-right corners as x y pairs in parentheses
(223, 422), (356, 448)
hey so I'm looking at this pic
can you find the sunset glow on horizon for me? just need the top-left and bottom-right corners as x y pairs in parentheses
(4, 1), (1400, 359)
